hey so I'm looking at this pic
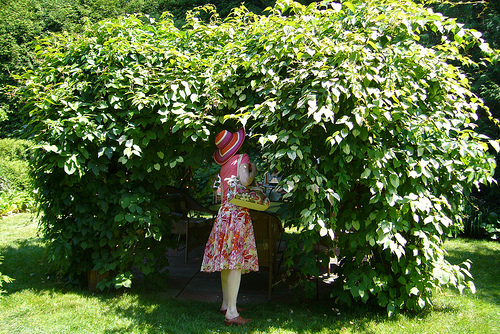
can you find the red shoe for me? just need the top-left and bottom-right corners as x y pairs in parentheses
(225, 315), (251, 326)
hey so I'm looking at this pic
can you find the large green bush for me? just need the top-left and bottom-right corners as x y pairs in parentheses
(14, 0), (498, 314)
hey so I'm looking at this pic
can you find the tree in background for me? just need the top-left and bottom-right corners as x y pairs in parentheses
(426, 0), (499, 121)
(420, 0), (500, 238)
(14, 0), (498, 314)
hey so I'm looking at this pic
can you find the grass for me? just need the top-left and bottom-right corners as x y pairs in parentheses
(1, 213), (499, 334)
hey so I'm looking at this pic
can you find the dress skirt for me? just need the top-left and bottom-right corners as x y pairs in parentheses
(201, 202), (259, 273)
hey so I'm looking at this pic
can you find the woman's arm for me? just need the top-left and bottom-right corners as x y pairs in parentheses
(239, 163), (257, 186)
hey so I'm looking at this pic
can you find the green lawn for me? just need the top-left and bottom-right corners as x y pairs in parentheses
(1, 213), (499, 333)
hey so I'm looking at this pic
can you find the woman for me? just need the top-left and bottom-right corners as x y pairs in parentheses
(201, 128), (259, 326)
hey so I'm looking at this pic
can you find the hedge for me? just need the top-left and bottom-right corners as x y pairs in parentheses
(14, 0), (499, 314)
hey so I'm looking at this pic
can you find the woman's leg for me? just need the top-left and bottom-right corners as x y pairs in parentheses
(221, 269), (242, 320)
(220, 269), (229, 311)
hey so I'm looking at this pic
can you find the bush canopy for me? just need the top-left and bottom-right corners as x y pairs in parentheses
(14, 0), (499, 315)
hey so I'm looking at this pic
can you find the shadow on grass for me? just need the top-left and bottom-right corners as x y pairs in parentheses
(0, 237), (54, 292)
(0, 236), (387, 333)
(2, 236), (497, 333)
(90, 290), (391, 334)
(444, 238), (500, 306)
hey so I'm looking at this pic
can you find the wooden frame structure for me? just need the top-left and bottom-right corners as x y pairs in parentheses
(250, 210), (283, 300)
(161, 186), (216, 262)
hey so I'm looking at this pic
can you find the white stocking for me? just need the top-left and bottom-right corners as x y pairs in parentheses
(221, 269), (242, 319)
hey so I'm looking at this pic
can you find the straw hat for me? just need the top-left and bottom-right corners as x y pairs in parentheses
(213, 128), (246, 165)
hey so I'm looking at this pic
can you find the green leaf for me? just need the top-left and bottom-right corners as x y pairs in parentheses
(120, 196), (131, 209)
(42, 145), (59, 153)
(395, 233), (406, 246)
(361, 168), (371, 178)
(489, 140), (500, 153)
(352, 220), (360, 231)
(468, 281), (476, 294)
(344, 1), (355, 12)
(389, 174), (399, 189)
(387, 302), (396, 317)
(64, 160), (77, 175)
(342, 144), (350, 155)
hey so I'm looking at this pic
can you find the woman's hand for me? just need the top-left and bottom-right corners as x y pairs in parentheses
(239, 163), (257, 186)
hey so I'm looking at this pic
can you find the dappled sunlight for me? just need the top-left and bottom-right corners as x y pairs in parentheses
(444, 238), (500, 305)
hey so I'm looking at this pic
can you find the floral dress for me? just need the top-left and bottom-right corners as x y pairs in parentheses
(201, 154), (259, 273)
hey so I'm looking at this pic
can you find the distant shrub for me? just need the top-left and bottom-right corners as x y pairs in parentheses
(463, 197), (500, 240)
(0, 138), (33, 192)
(0, 190), (35, 215)
(0, 138), (34, 214)
(0, 255), (13, 295)
(0, 138), (32, 160)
